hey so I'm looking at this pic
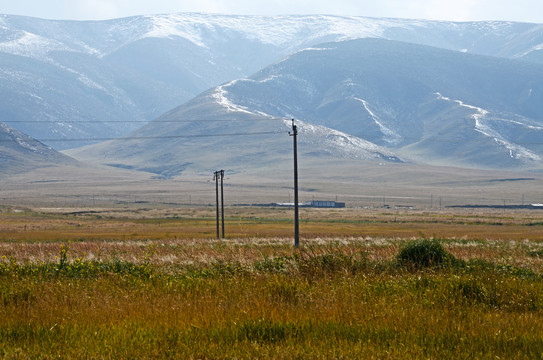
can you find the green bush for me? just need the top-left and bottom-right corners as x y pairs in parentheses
(396, 238), (455, 269)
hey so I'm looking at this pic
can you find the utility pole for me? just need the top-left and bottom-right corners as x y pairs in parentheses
(220, 169), (225, 239)
(289, 119), (299, 248)
(213, 169), (226, 239)
(214, 170), (220, 239)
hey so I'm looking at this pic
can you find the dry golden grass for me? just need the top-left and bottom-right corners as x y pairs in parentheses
(2, 206), (543, 270)
(2, 206), (543, 242)
(2, 205), (543, 358)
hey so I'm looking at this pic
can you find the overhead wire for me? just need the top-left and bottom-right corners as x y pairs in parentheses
(48, 130), (288, 142)
(1, 117), (290, 142)
(0, 130), (289, 143)
(2, 118), (286, 123)
(2, 131), (543, 145)
(2, 118), (543, 145)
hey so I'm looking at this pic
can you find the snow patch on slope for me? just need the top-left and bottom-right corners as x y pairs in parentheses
(517, 43), (543, 57)
(212, 80), (272, 117)
(435, 93), (541, 161)
(142, 14), (208, 47)
(287, 119), (401, 161)
(0, 31), (69, 58)
(492, 116), (543, 131)
(0, 29), (112, 93)
(354, 98), (402, 145)
(212, 81), (254, 115)
(1, 123), (42, 153)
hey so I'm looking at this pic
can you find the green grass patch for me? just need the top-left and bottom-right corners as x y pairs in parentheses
(396, 238), (458, 269)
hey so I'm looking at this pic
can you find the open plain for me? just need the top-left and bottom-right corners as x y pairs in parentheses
(1, 162), (543, 358)
(2, 200), (543, 359)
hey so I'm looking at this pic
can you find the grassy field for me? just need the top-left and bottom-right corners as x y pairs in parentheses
(2, 206), (543, 359)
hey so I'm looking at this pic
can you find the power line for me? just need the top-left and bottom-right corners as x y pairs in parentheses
(2, 118), (285, 123)
(3, 120), (543, 145)
(0, 130), (288, 143)
(4, 131), (543, 146)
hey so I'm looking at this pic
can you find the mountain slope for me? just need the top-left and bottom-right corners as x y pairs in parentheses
(2, 14), (543, 150)
(67, 93), (401, 178)
(214, 39), (543, 170)
(68, 39), (543, 174)
(0, 122), (77, 175)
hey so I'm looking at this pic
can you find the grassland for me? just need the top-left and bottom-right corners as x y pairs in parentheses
(2, 206), (543, 359)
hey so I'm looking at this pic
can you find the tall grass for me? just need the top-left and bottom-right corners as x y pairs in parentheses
(2, 241), (543, 359)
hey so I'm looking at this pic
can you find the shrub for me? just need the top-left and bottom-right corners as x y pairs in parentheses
(396, 238), (455, 269)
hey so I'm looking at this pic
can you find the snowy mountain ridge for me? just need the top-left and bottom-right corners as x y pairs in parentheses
(2, 13), (543, 61)
(141, 13), (406, 49)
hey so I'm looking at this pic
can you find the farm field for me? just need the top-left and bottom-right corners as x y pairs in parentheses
(2, 205), (543, 359)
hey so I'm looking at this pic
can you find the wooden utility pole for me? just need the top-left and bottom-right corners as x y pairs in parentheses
(214, 171), (220, 239)
(220, 170), (225, 239)
(213, 169), (226, 239)
(290, 119), (299, 248)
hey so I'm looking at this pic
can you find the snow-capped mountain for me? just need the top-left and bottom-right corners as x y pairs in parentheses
(68, 38), (543, 175)
(2, 13), (543, 150)
(4, 13), (543, 60)
(213, 39), (543, 170)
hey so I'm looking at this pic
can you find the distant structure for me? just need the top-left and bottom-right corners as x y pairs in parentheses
(274, 200), (345, 208)
(306, 200), (346, 208)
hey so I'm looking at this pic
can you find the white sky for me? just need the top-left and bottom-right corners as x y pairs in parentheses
(1, 0), (543, 23)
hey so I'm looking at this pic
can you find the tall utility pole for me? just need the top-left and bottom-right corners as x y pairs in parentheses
(289, 119), (299, 248)
(214, 170), (220, 239)
(220, 169), (225, 239)
(213, 169), (226, 239)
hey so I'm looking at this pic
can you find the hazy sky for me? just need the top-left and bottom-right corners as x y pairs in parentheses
(1, 0), (543, 23)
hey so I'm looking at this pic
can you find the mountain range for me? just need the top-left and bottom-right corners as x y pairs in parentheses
(68, 38), (543, 176)
(1, 14), (543, 176)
